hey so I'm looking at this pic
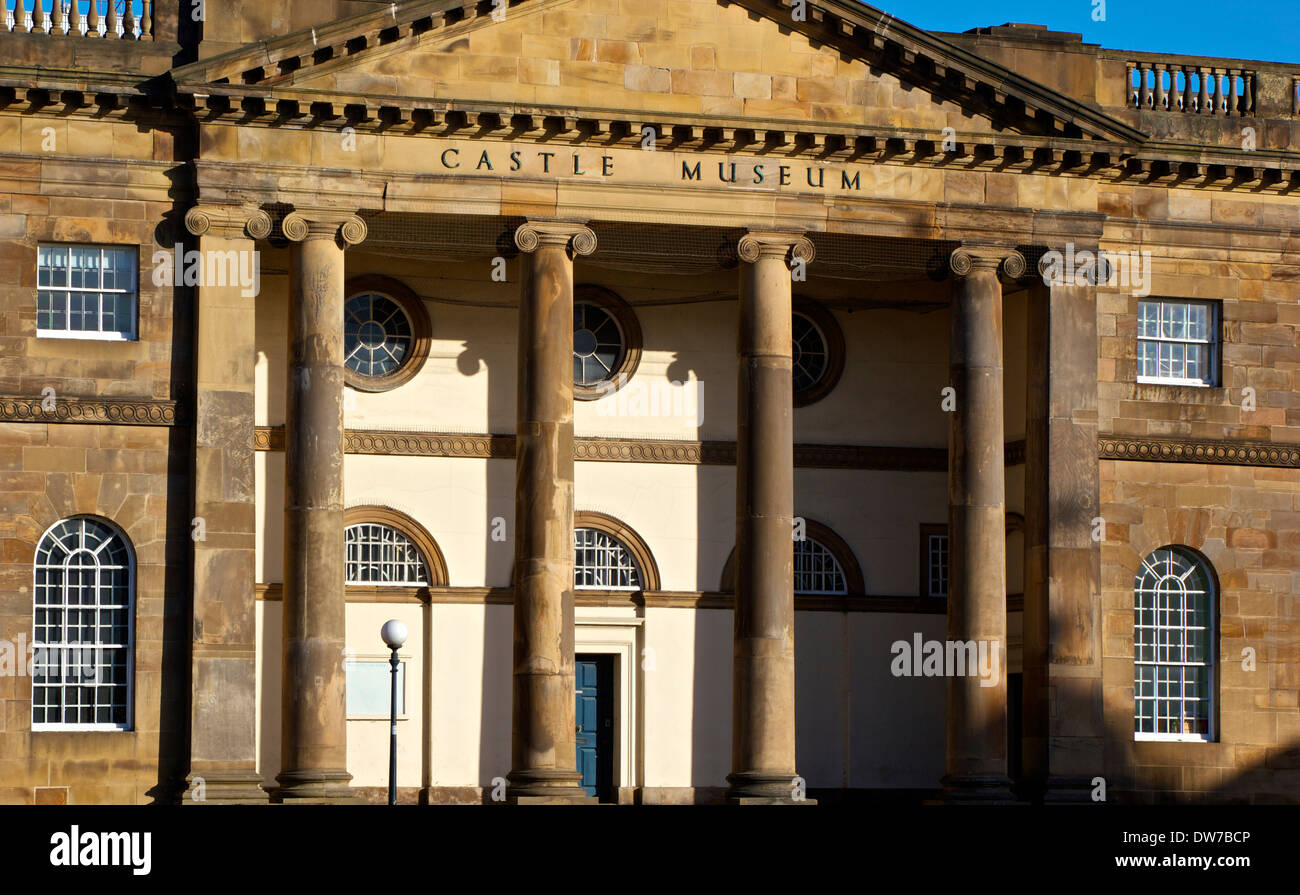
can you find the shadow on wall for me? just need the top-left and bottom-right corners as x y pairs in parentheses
(455, 260), (515, 802)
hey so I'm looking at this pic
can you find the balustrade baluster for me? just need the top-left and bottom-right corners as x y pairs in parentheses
(105, 0), (118, 37)
(141, 0), (151, 39)
(1198, 67), (1211, 114)
(1138, 64), (1151, 109)
(87, 0), (100, 36)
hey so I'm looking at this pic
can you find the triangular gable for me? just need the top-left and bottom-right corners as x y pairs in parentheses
(171, 0), (1146, 145)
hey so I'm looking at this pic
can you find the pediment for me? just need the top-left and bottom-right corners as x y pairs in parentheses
(171, 0), (1145, 146)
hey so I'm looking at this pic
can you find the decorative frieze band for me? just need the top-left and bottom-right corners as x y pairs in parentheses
(253, 427), (1026, 470)
(1099, 435), (1300, 468)
(0, 395), (182, 426)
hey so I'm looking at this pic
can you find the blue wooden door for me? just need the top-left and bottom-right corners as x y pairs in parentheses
(575, 655), (613, 800)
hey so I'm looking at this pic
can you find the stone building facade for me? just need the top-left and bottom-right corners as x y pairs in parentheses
(0, 0), (1297, 804)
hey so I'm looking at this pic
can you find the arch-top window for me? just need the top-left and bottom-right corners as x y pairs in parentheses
(32, 517), (134, 730)
(1134, 546), (1215, 742)
(794, 537), (848, 595)
(345, 523), (430, 585)
(574, 528), (642, 591)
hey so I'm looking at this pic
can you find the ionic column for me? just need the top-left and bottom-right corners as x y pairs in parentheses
(727, 231), (814, 804)
(942, 245), (1023, 803)
(506, 220), (596, 804)
(275, 209), (368, 802)
(182, 204), (272, 804)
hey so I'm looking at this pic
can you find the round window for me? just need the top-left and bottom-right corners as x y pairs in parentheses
(792, 312), (828, 395)
(341, 277), (430, 392)
(572, 285), (641, 400)
(573, 302), (625, 387)
(791, 299), (844, 407)
(345, 293), (412, 377)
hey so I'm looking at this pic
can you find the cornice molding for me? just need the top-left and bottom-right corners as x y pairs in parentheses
(1099, 435), (1300, 468)
(254, 427), (1027, 470)
(0, 395), (182, 426)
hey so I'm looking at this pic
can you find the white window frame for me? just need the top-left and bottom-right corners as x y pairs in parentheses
(1133, 547), (1215, 743)
(31, 516), (135, 732)
(36, 244), (139, 341)
(344, 523), (429, 586)
(344, 653), (409, 721)
(793, 537), (848, 595)
(574, 528), (642, 591)
(1135, 298), (1219, 388)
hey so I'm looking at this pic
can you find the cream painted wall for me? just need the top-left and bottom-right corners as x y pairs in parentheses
(253, 253), (972, 450)
(257, 601), (430, 789)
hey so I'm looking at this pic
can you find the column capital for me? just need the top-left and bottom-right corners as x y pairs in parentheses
(949, 244), (1026, 281)
(514, 220), (597, 256)
(282, 209), (368, 247)
(184, 204), (272, 241)
(737, 231), (815, 266)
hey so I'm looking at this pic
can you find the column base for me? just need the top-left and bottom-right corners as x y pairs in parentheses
(504, 768), (596, 804)
(274, 769), (363, 804)
(182, 771), (268, 805)
(938, 773), (1021, 804)
(1041, 775), (1104, 804)
(725, 772), (814, 804)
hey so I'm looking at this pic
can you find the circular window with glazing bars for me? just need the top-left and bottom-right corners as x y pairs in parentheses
(792, 298), (845, 407)
(573, 285), (641, 401)
(342, 276), (431, 392)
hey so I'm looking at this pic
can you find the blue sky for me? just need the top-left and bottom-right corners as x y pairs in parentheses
(870, 0), (1300, 63)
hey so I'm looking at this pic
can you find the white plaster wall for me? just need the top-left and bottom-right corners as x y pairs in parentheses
(642, 606), (732, 790)
(344, 602), (426, 788)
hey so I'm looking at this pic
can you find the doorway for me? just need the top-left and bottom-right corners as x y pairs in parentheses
(575, 654), (614, 802)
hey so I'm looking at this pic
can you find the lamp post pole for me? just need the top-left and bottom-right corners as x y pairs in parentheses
(380, 619), (408, 807)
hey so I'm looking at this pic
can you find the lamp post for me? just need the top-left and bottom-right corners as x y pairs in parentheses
(380, 619), (407, 806)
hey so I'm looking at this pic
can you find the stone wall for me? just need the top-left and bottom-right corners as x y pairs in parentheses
(1100, 458), (1300, 802)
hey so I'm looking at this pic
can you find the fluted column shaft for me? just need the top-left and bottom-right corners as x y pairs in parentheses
(276, 210), (367, 801)
(943, 246), (1022, 801)
(507, 221), (596, 803)
(727, 232), (814, 803)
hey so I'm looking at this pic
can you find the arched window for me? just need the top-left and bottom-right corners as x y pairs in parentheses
(720, 519), (864, 596)
(571, 512), (660, 593)
(574, 528), (642, 590)
(345, 523), (430, 585)
(32, 516), (134, 730)
(342, 507), (447, 589)
(1134, 545), (1215, 741)
(794, 537), (848, 595)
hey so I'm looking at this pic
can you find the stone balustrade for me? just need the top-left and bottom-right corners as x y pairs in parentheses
(1127, 59), (1255, 115)
(2, 0), (152, 39)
